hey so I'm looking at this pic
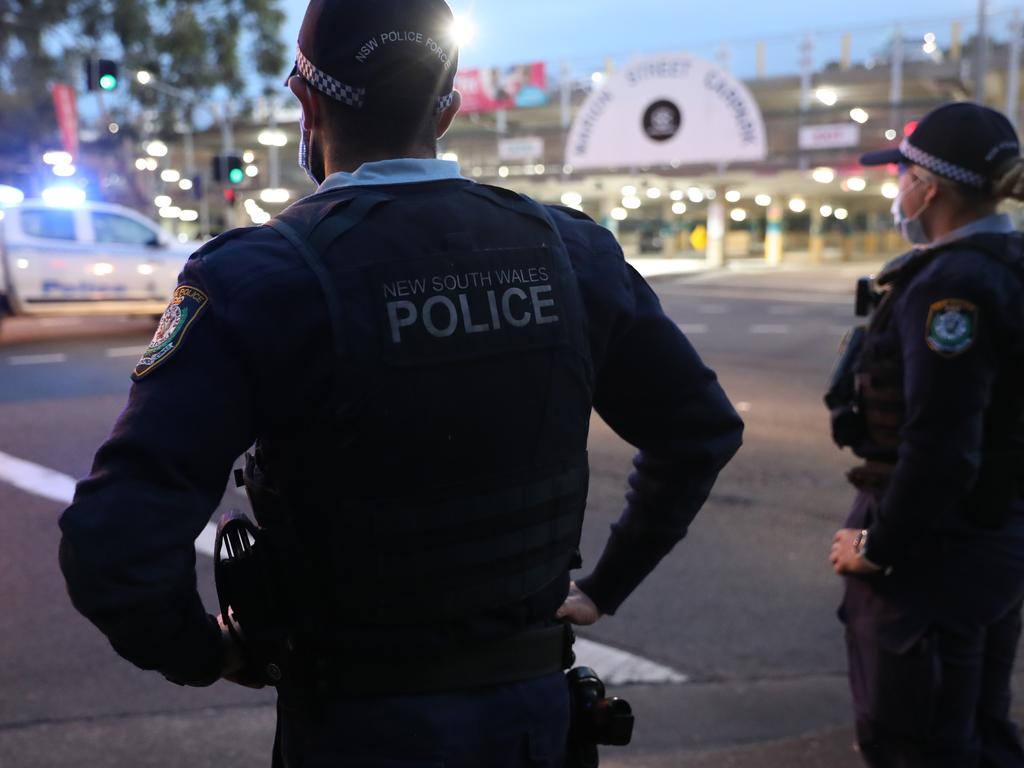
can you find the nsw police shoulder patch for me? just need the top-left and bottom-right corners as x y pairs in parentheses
(925, 299), (978, 358)
(132, 285), (209, 380)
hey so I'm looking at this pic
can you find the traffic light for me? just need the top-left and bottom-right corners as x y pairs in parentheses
(85, 59), (119, 92)
(212, 155), (245, 185)
(223, 188), (237, 206)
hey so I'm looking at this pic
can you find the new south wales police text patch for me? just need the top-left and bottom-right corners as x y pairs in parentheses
(925, 299), (978, 358)
(132, 285), (209, 380)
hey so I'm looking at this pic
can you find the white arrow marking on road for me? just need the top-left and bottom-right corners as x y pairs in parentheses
(8, 354), (68, 366)
(0, 451), (689, 686)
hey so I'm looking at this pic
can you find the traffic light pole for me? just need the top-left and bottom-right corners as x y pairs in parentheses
(214, 102), (238, 230)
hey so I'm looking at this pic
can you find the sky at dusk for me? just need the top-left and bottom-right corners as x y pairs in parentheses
(280, 0), (995, 75)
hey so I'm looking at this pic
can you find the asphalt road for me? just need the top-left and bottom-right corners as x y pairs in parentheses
(0, 263), (1010, 767)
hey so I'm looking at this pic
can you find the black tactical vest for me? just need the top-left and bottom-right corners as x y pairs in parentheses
(850, 233), (1024, 497)
(256, 181), (594, 652)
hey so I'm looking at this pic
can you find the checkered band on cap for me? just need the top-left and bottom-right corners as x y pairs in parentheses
(900, 138), (988, 189)
(436, 91), (455, 114)
(296, 47), (366, 108)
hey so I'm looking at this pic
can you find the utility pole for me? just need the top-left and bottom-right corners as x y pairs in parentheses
(975, 0), (990, 102)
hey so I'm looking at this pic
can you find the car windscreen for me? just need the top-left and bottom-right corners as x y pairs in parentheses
(19, 208), (76, 241)
(92, 212), (158, 246)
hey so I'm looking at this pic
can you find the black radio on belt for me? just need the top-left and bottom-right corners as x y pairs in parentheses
(565, 666), (635, 768)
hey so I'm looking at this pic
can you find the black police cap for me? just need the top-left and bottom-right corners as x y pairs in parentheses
(287, 0), (459, 114)
(861, 102), (1021, 190)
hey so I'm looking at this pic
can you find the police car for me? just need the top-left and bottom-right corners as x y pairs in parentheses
(0, 200), (191, 327)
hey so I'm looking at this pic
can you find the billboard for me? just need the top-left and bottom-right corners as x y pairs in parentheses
(456, 63), (548, 113)
(566, 54), (767, 170)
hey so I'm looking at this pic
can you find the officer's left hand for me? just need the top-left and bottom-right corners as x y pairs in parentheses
(556, 582), (602, 626)
(830, 528), (883, 576)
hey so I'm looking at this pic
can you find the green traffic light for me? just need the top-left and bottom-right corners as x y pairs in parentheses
(99, 74), (118, 91)
(228, 168), (244, 185)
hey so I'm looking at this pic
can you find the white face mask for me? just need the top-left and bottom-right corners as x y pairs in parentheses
(891, 177), (932, 245)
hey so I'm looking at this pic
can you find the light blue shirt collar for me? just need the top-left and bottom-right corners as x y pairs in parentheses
(317, 158), (468, 193)
(932, 212), (1015, 248)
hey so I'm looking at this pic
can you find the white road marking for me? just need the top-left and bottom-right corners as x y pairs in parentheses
(0, 450), (219, 556)
(106, 347), (143, 358)
(8, 354), (68, 366)
(573, 637), (688, 685)
(0, 451), (688, 686)
(0, 451), (78, 505)
(768, 305), (806, 316)
(677, 324), (709, 335)
(750, 324), (790, 335)
(696, 304), (729, 315)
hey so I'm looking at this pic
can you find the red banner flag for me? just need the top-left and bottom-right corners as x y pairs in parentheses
(51, 83), (80, 161)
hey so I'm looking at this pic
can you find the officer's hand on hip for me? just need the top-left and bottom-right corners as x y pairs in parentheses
(217, 613), (266, 689)
(830, 528), (883, 576)
(556, 582), (602, 626)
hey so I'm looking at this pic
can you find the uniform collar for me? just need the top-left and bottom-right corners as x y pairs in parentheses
(316, 158), (469, 193)
(931, 212), (1015, 248)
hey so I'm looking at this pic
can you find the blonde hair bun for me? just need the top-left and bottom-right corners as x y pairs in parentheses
(994, 156), (1024, 201)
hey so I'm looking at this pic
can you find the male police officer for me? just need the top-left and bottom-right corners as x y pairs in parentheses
(59, 1), (743, 765)
(829, 102), (1024, 767)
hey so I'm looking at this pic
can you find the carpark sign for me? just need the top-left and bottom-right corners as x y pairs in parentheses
(566, 53), (767, 170)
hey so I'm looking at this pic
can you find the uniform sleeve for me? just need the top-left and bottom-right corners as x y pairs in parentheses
(576, 259), (744, 615)
(58, 255), (259, 686)
(865, 272), (997, 567)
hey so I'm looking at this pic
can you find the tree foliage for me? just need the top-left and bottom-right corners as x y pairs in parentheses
(0, 0), (287, 151)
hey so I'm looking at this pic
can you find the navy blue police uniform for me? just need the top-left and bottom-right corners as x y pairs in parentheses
(59, 171), (743, 766)
(834, 103), (1024, 767)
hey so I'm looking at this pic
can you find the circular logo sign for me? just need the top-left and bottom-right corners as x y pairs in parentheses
(643, 100), (683, 142)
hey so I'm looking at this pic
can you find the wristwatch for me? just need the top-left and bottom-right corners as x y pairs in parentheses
(853, 529), (888, 574)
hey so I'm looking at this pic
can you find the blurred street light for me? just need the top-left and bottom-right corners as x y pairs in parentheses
(812, 167), (835, 184)
(260, 189), (291, 204)
(146, 141), (168, 158)
(43, 151), (73, 166)
(257, 130), (288, 147)
(136, 70), (152, 85)
(815, 87), (838, 106)
(849, 108), (869, 124)
(160, 169), (181, 183)
(52, 164), (76, 177)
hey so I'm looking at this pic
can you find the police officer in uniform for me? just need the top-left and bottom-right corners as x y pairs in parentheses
(829, 102), (1024, 767)
(58, 1), (744, 765)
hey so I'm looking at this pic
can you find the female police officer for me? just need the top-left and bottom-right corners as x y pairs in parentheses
(830, 101), (1024, 766)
